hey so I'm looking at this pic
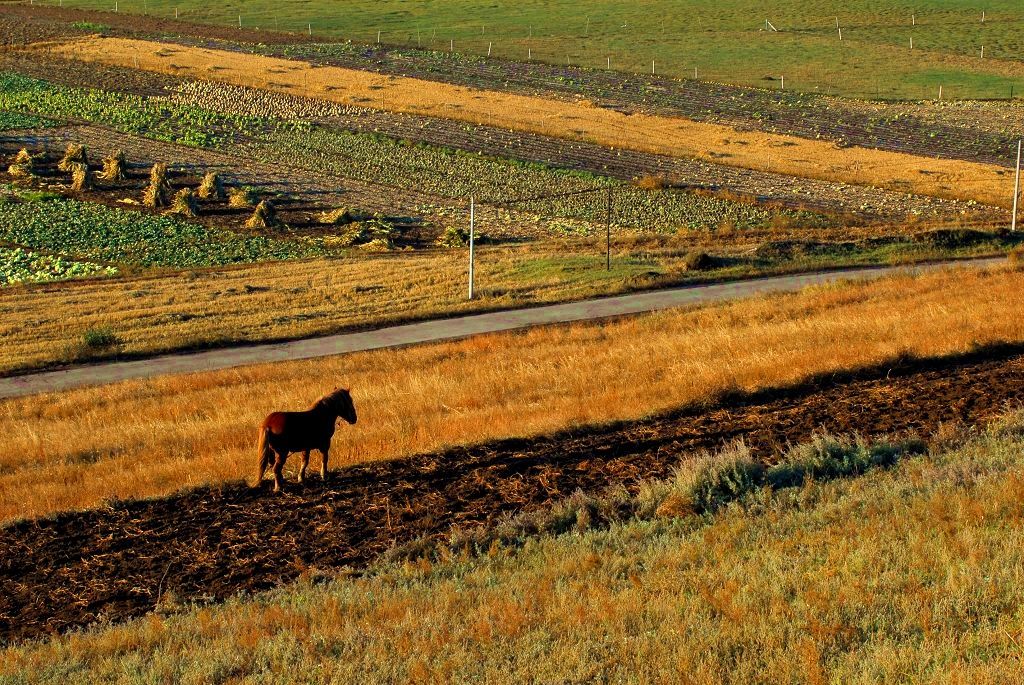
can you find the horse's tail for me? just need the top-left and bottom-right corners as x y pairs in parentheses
(254, 425), (272, 486)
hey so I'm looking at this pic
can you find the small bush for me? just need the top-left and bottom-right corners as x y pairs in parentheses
(635, 175), (667, 191)
(914, 227), (991, 249)
(436, 225), (471, 248)
(682, 250), (717, 271)
(81, 326), (119, 349)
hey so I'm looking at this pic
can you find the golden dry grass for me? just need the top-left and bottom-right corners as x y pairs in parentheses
(4, 423), (1024, 682)
(3, 263), (1024, 523)
(38, 36), (1014, 207)
(0, 239), (702, 375)
(0, 226), (932, 376)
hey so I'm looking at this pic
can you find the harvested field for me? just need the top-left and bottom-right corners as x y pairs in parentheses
(2, 348), (1024, 643)
(37, 36), (1015, 206)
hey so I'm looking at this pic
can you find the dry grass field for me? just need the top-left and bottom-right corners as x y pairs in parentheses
(3, 225), (982, 376)
(4, 418), (1024, 682)
(3, 262), (1024, 523)
(39, 36), (1015, 206)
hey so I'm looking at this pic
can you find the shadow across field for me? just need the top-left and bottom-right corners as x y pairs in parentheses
(3, 345), (1024, 643)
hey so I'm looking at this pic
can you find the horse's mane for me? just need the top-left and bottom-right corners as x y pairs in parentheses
(310, 387), (350, 410)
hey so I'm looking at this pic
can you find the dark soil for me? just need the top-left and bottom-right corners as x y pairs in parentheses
(3, 347), (1024, 644)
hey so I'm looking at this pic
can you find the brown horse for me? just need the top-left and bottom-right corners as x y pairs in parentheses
(254, 387), (357, 492)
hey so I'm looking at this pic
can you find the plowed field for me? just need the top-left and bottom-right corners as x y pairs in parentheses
(2, 348), (1023, 643)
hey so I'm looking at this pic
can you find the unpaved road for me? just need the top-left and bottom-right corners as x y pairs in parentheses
(0, 257), (1004, 399)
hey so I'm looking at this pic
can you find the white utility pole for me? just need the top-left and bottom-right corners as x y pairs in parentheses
(1013, 140), (1022, 232)
(468, 197), (476, 299)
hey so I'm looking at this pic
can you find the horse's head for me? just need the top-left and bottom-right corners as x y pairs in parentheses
(327, 387), (358, 424)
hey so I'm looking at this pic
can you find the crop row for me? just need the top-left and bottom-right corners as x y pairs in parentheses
(240, 128), (831, 232)
(258, 42), (1021, 167)
(169, 81), (362, 121)
(0, 72), (308, 147)
(0, 245), (117, 285)
(0, 194), (327, 269)
(0, 111), (55, 131)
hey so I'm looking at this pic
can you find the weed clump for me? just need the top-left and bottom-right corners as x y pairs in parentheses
(436, 225), (471, 248)
(97, 150), (127, 182)
(197, 171), (225, 201)
(81, 326), (119, 349)
(682, 250), (717, 271)
(57, 143), (87, 173)
(166, 188), (199, 218)
(143, 163), (172, 208)
(635, 174), (667, 191)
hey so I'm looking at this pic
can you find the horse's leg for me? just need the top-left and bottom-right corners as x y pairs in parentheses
(272, 450), (286, 493)
(320, 446), (330, 482)
(298, 450), (310, 484)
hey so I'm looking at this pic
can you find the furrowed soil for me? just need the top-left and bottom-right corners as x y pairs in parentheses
(3, 348), (1024, 644)
(36, 36), (1014, 207)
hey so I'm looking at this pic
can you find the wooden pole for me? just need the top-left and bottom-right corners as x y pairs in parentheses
(468, 197), (476, 299)
(488, 41), (492, 56)
(1013, 140), (1022, 232)
(606, 188), (612, 271)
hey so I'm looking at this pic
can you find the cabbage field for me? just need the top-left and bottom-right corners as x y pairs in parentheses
(0, 246), (117, 285)
(0, 72), (308, 147)
(0, 196), (327, 272)
(241, 128), (832, 232)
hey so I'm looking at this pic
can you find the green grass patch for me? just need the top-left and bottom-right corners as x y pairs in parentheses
(57, 0), (1024, 99)
(0, 195), (326, 270)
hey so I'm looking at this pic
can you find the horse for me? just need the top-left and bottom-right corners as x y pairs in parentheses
(254, 387), (357, 492)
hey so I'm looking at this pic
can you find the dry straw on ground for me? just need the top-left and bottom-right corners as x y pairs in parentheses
(3, 264), (1024, 522)
(42, 36), (1013, 206)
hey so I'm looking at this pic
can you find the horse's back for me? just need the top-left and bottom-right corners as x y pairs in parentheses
(261, 411), (289, 435)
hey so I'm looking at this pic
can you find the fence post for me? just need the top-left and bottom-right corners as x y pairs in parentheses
(469, 197), (476, 299)
(1013, 140), (1021, 232)
(606, 187), (612, 271)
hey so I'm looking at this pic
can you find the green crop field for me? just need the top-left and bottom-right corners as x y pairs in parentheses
(52, 0), (1024, 99)
(0, 192), (327, 273)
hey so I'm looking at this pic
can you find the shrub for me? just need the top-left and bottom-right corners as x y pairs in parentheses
(682, 250), (717, 271)
(436, 225), (471, 248)
(81, 326), (119, 349)
(635, 174), (667, 190)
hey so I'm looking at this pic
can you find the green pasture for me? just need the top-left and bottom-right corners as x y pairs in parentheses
(49, 0), (1024, 99)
